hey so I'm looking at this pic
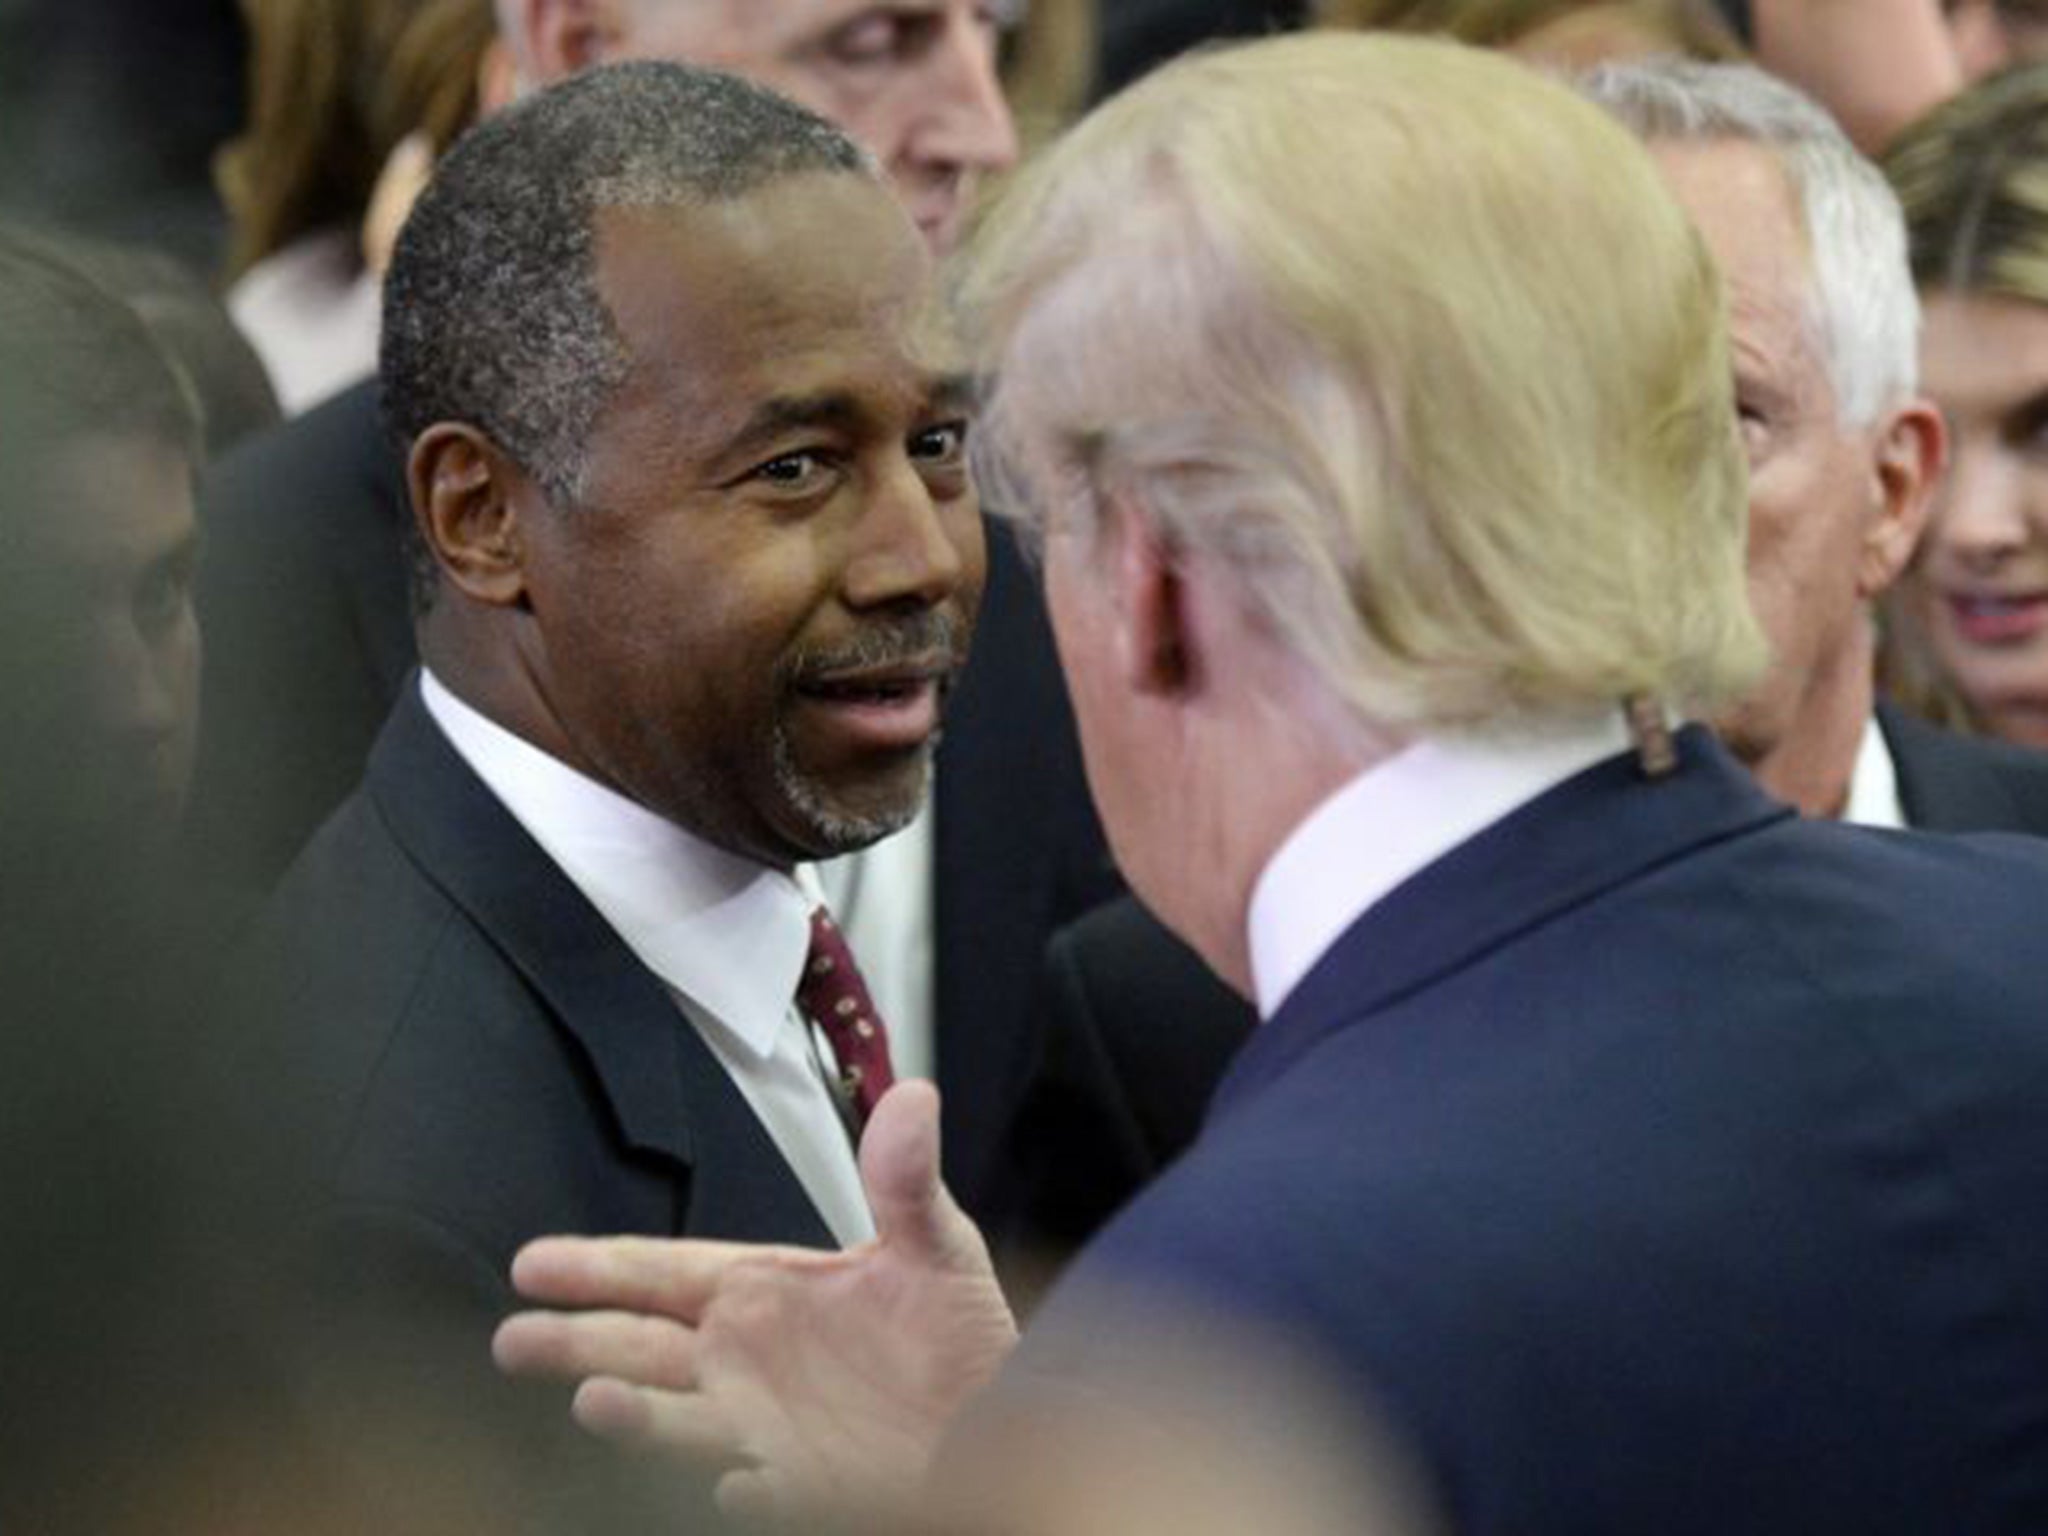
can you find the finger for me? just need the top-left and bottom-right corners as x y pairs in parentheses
(571, 1377), (745, 1461)
(511, 1234), (816, 1315)
(492, 1308), (699, 1390)
(714, 1464), (790, 1523)
(859, 1081), (983, 1267)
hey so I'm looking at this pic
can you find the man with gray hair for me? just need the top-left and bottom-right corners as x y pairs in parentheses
(232, 58), (986, 1453)
(1583, 55), (2048, 831)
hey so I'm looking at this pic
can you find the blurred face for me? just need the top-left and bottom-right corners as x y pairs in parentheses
(1911, 290), (2048, 746)
(513, 174), (985, 866)
(1652, 142), (1891, 771)
(1944, 0), (2048, 80)
(616, 0), (1019, 250)
(0, 433), (201, 859)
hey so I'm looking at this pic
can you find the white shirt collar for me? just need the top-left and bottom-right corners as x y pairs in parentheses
(1841, 713), (1906, 830)
(419, 669), (815, 1060)
(1247, 710), (1637, 1020)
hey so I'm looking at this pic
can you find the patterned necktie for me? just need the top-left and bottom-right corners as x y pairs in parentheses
(795, 907), (897, 1131)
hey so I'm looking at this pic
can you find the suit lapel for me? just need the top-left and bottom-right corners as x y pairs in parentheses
(365, 683), (833, 1248)
(1213, 728), (1791, 1119)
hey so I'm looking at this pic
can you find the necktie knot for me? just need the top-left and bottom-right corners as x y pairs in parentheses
(795, 908), (896, 1129)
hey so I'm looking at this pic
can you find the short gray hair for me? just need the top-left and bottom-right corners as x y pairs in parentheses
(1579, 58), (1919, 427)
(382, 59), (873, 507)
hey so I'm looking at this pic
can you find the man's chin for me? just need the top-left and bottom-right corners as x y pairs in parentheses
(773, 749), (933, 859)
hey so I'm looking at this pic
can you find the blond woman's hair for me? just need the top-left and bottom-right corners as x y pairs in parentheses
(1311, 0), (1741, 57)
(953, 32), (1764, 733)
(1886, 60), (2048, 310)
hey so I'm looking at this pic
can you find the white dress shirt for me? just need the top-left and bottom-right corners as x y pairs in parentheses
(226, 228), (381, 416)
(419, 671), (875, 1245)
(1247, 710), (1637, 1020)
(1841, 714), (1906, 830)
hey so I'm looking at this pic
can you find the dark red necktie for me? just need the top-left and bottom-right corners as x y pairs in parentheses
(795, 908), (897, 1131)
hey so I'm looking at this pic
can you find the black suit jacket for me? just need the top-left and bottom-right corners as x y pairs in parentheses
(1012, 707), (2048, 1263)
(228, 685), (814, 1517)
(1881, 699), (2048, 834)
(243, 684), (835, 1271)
(191, 380), (1117, 1221)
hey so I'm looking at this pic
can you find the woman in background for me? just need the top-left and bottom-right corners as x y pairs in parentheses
(1311, 0), (1741, 66)
(217, 0), (502, 412)
(1883, 64), (2048, 750)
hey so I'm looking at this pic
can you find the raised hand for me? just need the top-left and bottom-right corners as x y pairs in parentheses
(492, 1082), (1020, 1519)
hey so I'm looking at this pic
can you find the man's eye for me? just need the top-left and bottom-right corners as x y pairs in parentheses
(910, 421), (969, 465)
(1734, 396), (1770, 454)
(755, 451), (833, 491)
(827, 12), (924, 67)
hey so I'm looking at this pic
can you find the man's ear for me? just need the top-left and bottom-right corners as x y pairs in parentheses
(1104, 492), (1195, 698)
(1859, 397), (1947, 599)
(409, 424), (530, 608)
(523, 0), (626, 82)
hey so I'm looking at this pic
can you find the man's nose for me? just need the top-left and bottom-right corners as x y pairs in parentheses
(914, 10), (1023, 177)
(844, 462), (976, 611)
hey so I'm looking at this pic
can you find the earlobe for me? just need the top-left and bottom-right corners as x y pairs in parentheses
(410, 425), (530, 607)
(1860, 400), (1946, 598)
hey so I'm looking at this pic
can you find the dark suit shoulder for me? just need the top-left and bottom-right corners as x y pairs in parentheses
(1041, 815), (2048, 1534)
(1005, 896), (1252, 1265)
(237, 788), (678, 1270)
(187, 380), (416, 890)
(1881, 700), (2048, 836)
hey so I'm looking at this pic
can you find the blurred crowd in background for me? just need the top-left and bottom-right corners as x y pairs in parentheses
(5, 3), (2048, 1532)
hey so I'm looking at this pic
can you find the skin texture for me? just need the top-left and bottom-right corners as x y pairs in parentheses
(412, 172), (986, 868)
(1652, 140), (1939, 817)
(530, 0), (1020, 250)
(1909, 291), (2048, 748)
(1749, 0), (1962, 152)
(1, 432), (202, 865)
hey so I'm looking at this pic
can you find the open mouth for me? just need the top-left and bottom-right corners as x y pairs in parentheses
(1945, 592), (2048, 646)
(791, 661), (950, 752)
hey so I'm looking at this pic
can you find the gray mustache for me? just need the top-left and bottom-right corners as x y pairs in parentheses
(783, 609), (970, 685)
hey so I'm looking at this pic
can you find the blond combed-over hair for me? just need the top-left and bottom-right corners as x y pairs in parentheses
(953, 32), (1765, 734)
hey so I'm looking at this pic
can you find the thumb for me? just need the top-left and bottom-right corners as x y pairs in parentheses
(859, 1081), (980, 1266)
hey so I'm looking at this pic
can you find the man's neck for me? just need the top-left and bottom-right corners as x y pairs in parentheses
(1748, 631), (1876, 820)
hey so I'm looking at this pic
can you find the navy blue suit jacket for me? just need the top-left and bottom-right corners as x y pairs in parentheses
(1010, 707), (2048, 1259)
(1014, 731), (2048, 1534)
